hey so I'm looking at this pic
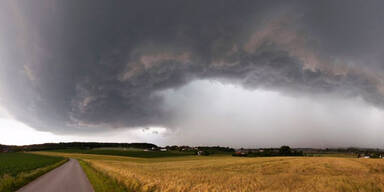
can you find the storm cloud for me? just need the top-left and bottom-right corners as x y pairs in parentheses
(1, 0), (384, 139)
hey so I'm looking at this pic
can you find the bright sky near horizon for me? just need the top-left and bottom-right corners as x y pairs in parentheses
(0, 102), (167, 145)
(0, 116), (167, 146)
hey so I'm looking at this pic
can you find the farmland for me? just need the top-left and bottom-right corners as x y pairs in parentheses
(36, 151), (384, 192)
(0, 153), (66, 191)
(49, 148), (195, 158)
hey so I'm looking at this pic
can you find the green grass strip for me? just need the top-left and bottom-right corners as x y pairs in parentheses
(78, 159), (128, 192)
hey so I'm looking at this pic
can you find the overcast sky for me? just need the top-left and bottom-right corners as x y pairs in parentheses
(1, 0), (384, 147)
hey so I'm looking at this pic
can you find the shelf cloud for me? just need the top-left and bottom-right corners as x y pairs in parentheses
(1, 0), (384, 146)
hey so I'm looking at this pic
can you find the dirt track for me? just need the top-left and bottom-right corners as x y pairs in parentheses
(17, 158), (94, 192)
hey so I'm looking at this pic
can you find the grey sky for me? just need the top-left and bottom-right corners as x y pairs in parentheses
(1, 0), (384, 147)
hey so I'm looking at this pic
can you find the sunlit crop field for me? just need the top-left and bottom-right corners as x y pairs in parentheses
(36, 152), (384, 192)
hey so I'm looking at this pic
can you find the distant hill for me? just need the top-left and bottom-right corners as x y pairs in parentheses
(0, 142), (158, 152)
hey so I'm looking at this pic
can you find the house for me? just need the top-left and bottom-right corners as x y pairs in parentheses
(233, 149), (248, 156)
(0, 146), (10, 153)
(197, 150), (209, 156)
(160, 148), (167, 151)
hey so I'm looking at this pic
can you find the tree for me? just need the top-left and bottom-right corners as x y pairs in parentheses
(279, 146), (291, 155)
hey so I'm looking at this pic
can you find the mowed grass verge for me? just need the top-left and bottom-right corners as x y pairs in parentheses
(78, 159), (129, 192)
(35, 151), (384, 192)
(0, 153), (67, 192)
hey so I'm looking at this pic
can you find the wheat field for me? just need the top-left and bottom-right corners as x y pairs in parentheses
(36, 152), (384, 192)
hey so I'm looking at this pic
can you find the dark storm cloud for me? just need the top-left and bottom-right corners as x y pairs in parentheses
(1, 0), (384, 133)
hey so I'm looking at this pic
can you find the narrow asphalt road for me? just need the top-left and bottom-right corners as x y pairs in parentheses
(17, 158), (94, 192)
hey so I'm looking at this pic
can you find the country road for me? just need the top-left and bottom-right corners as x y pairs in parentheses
(17, 158), (94, 192)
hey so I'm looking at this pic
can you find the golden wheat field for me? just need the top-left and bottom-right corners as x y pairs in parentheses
(36, 152), (384, 192)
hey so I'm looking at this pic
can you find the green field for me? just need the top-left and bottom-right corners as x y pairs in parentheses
(50, 148), (195, 158)
(0, 153), (64, 176)
(0, 153), (66, 192)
